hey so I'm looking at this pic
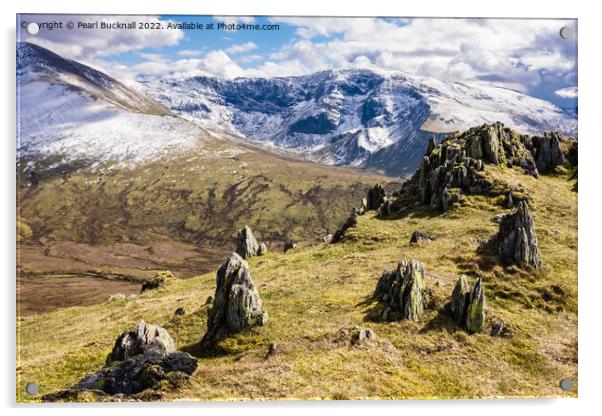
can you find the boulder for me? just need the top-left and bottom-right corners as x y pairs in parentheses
(493, 201), (543, 269)
(200, 253), (268, 347)
(409, 231), (434, 245)
(366, 184), (387, 210)
(283, 241), (297, 252)
(140, 271), (175, 293)
(448, 276), (486, 333)
(106, 321), (176, 365)
(465, 278), (485, 334)
(257, 242), (268, 256)
(323, 233), (333, 243)
(235, 226), (259, 259)
(48, 351), (198, 398)
(449, 275), (470, 325)
(374, 259), (428, 321)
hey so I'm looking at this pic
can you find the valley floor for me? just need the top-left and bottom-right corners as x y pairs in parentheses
(16, 170), (577, 401)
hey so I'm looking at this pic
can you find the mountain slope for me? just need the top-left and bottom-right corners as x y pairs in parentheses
(142, 69), (576, 176)
(16, 42), (400, 282)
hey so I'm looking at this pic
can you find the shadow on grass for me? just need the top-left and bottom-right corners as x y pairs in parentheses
(419, 306), (458, 334)
(180, 341), (232, 359)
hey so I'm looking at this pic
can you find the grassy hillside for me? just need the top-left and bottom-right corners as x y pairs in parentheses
(17, 166), (577, 401)
(17, 139), (398, 281)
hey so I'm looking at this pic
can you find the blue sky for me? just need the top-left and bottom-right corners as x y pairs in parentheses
(18, 15), (577, 109)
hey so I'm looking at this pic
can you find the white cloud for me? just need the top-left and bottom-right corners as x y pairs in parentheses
(225, 42), (258, 54)
(555, 86), (578, 98)
(18, 15), (184, 60)
(177, 49), (203, 57)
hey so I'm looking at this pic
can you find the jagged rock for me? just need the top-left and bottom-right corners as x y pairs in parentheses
(353, 327), (376, 344)
(493, 200), (542, 269)
(409, 231), (434, 245)
(283, 241), (297, 252)
(200, 253), (268, 347)
(504, 191), (514, 209)
(449, 276), (486, 333)
(465, 278), (485, 334)
(141, 271), (175, 293)
(531, 132), (565, 173)
(449, 275), (470, 325)
(374, 259), (428, 321)
(491, 321), (505, 337)
(266, 342), (277, 358)
(331, 209), (359, 243)
(235, 226), (259, 259)
(257, 242), (268, 256)
(45, 351), (197, 399)
(425, 135), (436, 156)
(397, 123), (542, 212)
(174, 307), (186, 316)
(106, 321), (176, 365)
(366, 184), (387, 210)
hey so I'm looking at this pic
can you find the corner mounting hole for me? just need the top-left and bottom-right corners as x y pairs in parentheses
(25, 382), (40, 395)
(559, 378), (573, 391)
(26, 22), (40, 35)
(559, 26), (572, 40)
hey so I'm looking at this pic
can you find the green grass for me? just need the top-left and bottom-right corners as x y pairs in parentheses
(16, 167), (577, 402)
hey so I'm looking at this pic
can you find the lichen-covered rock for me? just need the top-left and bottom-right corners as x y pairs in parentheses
(46, 351), (198, 399)
(374, 259), (428, 321)
(106, 321), (176, 365)
(531, 132), (565, 173)
(331, 209), (359, 243)
(235, 226), (259, 259)
(393, 123), (544, 213)
(141, 270), (175, 293)
(493, 201), (542, 269)
(409, 231), (434, 245)
(200, 253), (267, 347)
(366, 184), (387, 210)
(465, 278), (485, 334)
(448, 276), (486, 333)
(257, 242), (268, 256)
(449, 275), (470, 325)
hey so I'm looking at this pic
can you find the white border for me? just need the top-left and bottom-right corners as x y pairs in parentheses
(2, 1), (600, 415)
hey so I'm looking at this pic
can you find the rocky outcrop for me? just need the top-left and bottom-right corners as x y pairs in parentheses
(141, 271), (175, 293)
(45, 351), (198, 400)
(529, 132), (565, 173)
(491, 201), (542, 269)
(374, 259), (428, 321)
(409, 231), (434, 245)
(235, 226), (259, 259)
(449, 276), (486, 333)
(331, 208), (359, 243)
(366, 184), (387, 210)
(200, 253), (268, 347)
(106, 321), (176, 365)
(389, 123), (550, 213)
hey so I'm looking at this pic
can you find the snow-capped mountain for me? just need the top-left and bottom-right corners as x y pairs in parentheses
(17, 42), (226, 169)
(141, 68), (577, 175)
(17, 42), (577, 176)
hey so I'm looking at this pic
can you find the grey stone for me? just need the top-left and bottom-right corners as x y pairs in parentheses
(494, 201), (543, 269)
(106, 321), (176, 365)
(366, 184), (387, 210)
(201, 253), (267, 347)
(374, 259), (428, 321)
(450, 275), (470, 325)
(283, 240), (297, 252)
(235, 225), (259, 259)
(465, 278), (486, 334)
(409, 231), (434, 245)
(257, 242), (268, 256)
